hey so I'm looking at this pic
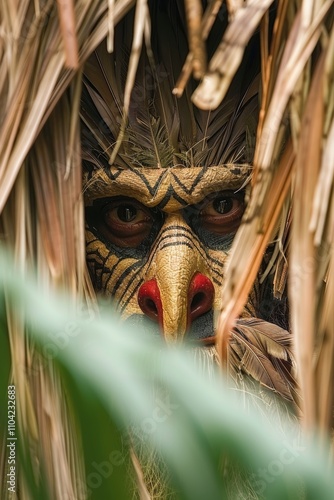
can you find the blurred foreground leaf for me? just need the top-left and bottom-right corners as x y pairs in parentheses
(1, 247), (333, 500)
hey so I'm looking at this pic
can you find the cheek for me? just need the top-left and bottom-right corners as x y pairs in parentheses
(85, 229), (149, 315)
(206, 253), (229, 305)
(212, 286), (223, 312)
(86, 218), (239, 334)
(86, 224), (230, 294)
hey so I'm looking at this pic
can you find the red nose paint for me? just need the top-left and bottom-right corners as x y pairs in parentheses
(138, 279), (163, 328)
(138, 273), (214, 335)
(188, 273), (214, 327)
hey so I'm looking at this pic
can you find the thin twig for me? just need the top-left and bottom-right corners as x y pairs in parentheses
(109, 0), (149, 165)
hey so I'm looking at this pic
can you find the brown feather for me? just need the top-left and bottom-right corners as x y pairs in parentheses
(230, 318), (299, 404)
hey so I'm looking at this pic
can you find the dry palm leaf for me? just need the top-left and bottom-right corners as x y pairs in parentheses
(214, 0), (334, 437)
(216, 141), (294, 364)
(0, 2), (140, 499)
(1, 86), (87, 499)
(0, 0), (136, 214)
(289, 46), (325, 429)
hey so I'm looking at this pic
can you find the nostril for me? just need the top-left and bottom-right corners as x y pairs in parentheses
(190, 292), (206, 312)
(188, 273), (214, 324)
(138, 279), (163, 327)
(144, 298), (158, 317)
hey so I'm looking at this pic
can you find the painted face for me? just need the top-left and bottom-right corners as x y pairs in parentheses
(85, 163), (255, 342)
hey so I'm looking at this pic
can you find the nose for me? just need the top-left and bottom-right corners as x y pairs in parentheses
(188, 273), (215, 324)
(137, 279), (163, 328)
(137, 273), (214, 338)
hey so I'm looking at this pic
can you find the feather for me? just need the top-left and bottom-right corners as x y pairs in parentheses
(229, 318), (299, 404)
(236, 318), (292, 360)
(128, 117), (174, 168)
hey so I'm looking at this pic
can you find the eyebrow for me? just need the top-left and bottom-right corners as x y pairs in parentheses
(84, 165), (251, 208)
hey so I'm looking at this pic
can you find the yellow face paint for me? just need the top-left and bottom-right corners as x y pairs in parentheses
(85, 164), (255, 342)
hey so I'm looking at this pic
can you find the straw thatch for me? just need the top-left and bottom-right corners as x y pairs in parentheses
(1, 1), (333, 498)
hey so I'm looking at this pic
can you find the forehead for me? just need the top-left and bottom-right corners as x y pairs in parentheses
(84, 165), (250, 210)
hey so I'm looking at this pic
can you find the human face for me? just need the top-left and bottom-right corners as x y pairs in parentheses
(85, 164), (252, 342)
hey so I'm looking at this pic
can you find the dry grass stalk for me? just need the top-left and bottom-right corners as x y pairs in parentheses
(216, 142), (294, 367)
(109, 0), (150, 165)
(289, 49), (325, 429)
(173, 0), (223, 97)
(0, 1), (141, 498)
(184, 0), (206, 79)
(56, 0), (79, 68)
(130, 449), (152, 500)
(214, 0), (334, 437)
(256, 0), (291, 150)
(192, 0), (275, 110)
(108, 0), (116, 52)
(226, 0), (245, 19)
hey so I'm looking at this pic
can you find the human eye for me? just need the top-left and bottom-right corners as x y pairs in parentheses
(199, 191), (245, 235)
(91, 197), (154, 247)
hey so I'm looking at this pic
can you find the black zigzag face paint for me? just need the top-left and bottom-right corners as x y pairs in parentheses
(85, 165), (256, 341)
